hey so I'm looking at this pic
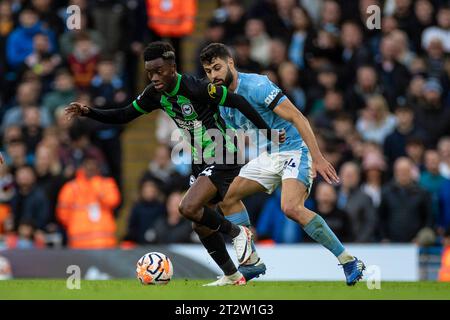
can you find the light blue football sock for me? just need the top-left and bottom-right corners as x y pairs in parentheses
(303, 214), (345, 257)
(225, 210), (251, 227)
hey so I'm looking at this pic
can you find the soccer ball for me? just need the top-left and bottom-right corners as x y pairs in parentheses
(136, 252), (173, 285)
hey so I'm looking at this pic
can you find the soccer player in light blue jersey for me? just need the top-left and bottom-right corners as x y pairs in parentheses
(198, 43), (365, 286)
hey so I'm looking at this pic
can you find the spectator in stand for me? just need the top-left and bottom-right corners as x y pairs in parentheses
(361, 151), (387, 208)
(267, 38), (288, 72)
(406, 72), (426, 108)
(390, 30), (416, 71)
(34, 144), (65, 230)
(21, 32), (62, 92)
(0, 1), (15, 105)
(257, 0), (295, 42)
(21, 106), (44, 154)
(56, 155), (120, 249)
(379, 157), (433, 243)
(42, 69), (77, 122)
(3, 139), (34, 175)
(410, 0), (435, 53)
(356, 94), (397, 145)
(5, 8), (56, 70)
(405, 136), (425, 174)
(125, 177), (165, 244)
(154, 190), (196, 244)
(375, 35), (411, 108)
(194, 19), (225, 77)
(310, 182), (353, 242)
(1, 81), (51, 131)
(413, 79), (450, 146)
(313, 89), (344, 130)
(307, 63), (338, 115)
(277, 61), (306, 111)
(2, 125), (23, 149)
(10, 165), (49, 235)
(59, 120), (107, 178)
(67, 33), (100, 89)
(0, 163), (14, 236)
(319, 0), (341, 31)
(88, 57), (127, 189)
(245, 18), (271, 67)
(0, 163), (14, 204)
(391, 0), (416, 40)
(216, 0), (247, 44)
(90, 57), (127, 108)
(30, 0), (65, 35)
(345, 65), (384, 120)
(59, 12), (105, 58)
(337, 162), (377, 242)
(438, 136), (450, 179)
(421, 5), (450, 53)
(340, 20), (372, 85)
(231, 36), (262, 74)
(424, 38), (447, 79)
(143, 144), (187, 193)
(420, 149), (448, 224)
(439, 179), (450, 236)
(288, 6), (313, 70)
(384, 104), (427, 167)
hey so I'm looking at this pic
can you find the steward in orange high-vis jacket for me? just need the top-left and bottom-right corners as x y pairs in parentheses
(146, 0), (196, 37)
(57, 157), (120, 249)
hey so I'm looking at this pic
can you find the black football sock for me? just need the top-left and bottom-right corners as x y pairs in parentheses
(199, 207), (241, 238)
(199, 232), (237, 276)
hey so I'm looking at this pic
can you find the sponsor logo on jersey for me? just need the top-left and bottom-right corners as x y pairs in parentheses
(208, 83), (218, 99)
(181, 103), (194, 116)
(174, 118), (202, 131)
(264, 89), (280, 106)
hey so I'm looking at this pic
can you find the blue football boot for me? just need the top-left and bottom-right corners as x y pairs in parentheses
(341, 257), (366, 286)
(238, 258), (267, 281)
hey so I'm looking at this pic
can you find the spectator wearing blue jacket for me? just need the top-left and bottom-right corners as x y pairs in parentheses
(438, 179), (450, 235)
(6, 8), (56, 69)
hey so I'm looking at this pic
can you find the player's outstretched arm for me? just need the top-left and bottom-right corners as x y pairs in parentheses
(65, 102), (143, 124)
(224, 92), (285, 143)
(273, 99), (339, 184)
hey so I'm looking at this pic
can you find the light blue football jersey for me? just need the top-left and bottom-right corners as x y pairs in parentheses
(220, 72), (304, 153)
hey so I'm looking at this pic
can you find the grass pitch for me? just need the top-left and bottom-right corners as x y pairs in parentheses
(0, 279), (450, 300)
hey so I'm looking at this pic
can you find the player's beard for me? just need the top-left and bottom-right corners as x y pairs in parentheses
(223, 66), (234, 88)
(215, 66), (234, 88)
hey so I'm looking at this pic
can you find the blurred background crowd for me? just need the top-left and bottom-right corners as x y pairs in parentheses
(0, 0), (449, 250)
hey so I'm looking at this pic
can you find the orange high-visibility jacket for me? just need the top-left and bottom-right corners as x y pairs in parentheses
(146, 0), (197, 37)
(57, 169), (121, 249)
(439, 246), (450, 282)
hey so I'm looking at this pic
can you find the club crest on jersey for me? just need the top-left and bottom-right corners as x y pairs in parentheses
(208, 83), (218, 99)
(181, 103), (194, 116)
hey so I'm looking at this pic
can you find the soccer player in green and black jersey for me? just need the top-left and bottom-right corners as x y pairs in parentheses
(65, 41), (282, 285)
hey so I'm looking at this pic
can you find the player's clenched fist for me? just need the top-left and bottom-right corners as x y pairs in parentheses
(65, 102), (90, 120)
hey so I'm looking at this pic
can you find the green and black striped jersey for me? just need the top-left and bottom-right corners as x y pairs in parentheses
(133, 73), (238, 163)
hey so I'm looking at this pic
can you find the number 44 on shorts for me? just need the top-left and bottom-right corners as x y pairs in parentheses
(283, 159), (296, 169)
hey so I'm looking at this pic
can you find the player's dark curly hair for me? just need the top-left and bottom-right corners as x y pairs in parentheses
(199, 43), (232, 65)
(143, 41), (176, 62)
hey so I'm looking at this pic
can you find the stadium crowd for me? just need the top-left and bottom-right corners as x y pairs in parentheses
(0, 0), (449, 249)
